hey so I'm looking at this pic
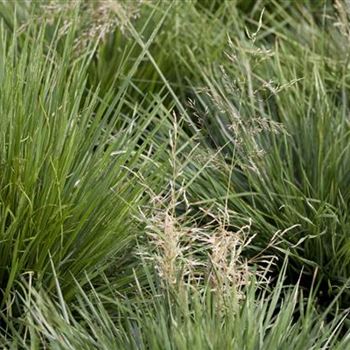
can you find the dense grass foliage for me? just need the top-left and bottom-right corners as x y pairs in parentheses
(1, 0), (350, 348)
(173, 1), (350, 305)
(0, 14), (172, 304)
(5, 266), (350, 350)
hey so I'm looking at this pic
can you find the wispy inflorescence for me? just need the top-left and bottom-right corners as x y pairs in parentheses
(38, 0), (143, 50)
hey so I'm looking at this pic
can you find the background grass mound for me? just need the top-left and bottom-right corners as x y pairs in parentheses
(1, 0), (350, 348)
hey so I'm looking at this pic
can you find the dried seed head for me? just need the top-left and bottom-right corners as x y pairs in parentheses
(38, 0), (143, 51)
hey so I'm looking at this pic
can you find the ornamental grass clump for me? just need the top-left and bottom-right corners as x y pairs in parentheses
(1, 0), (350, 347)
(172, 1), (350, 309)
(4, 261), (350, 349)
(0, 17), (169, 309)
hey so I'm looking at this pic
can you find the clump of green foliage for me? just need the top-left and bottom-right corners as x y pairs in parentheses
(1, 0), (350, 348)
